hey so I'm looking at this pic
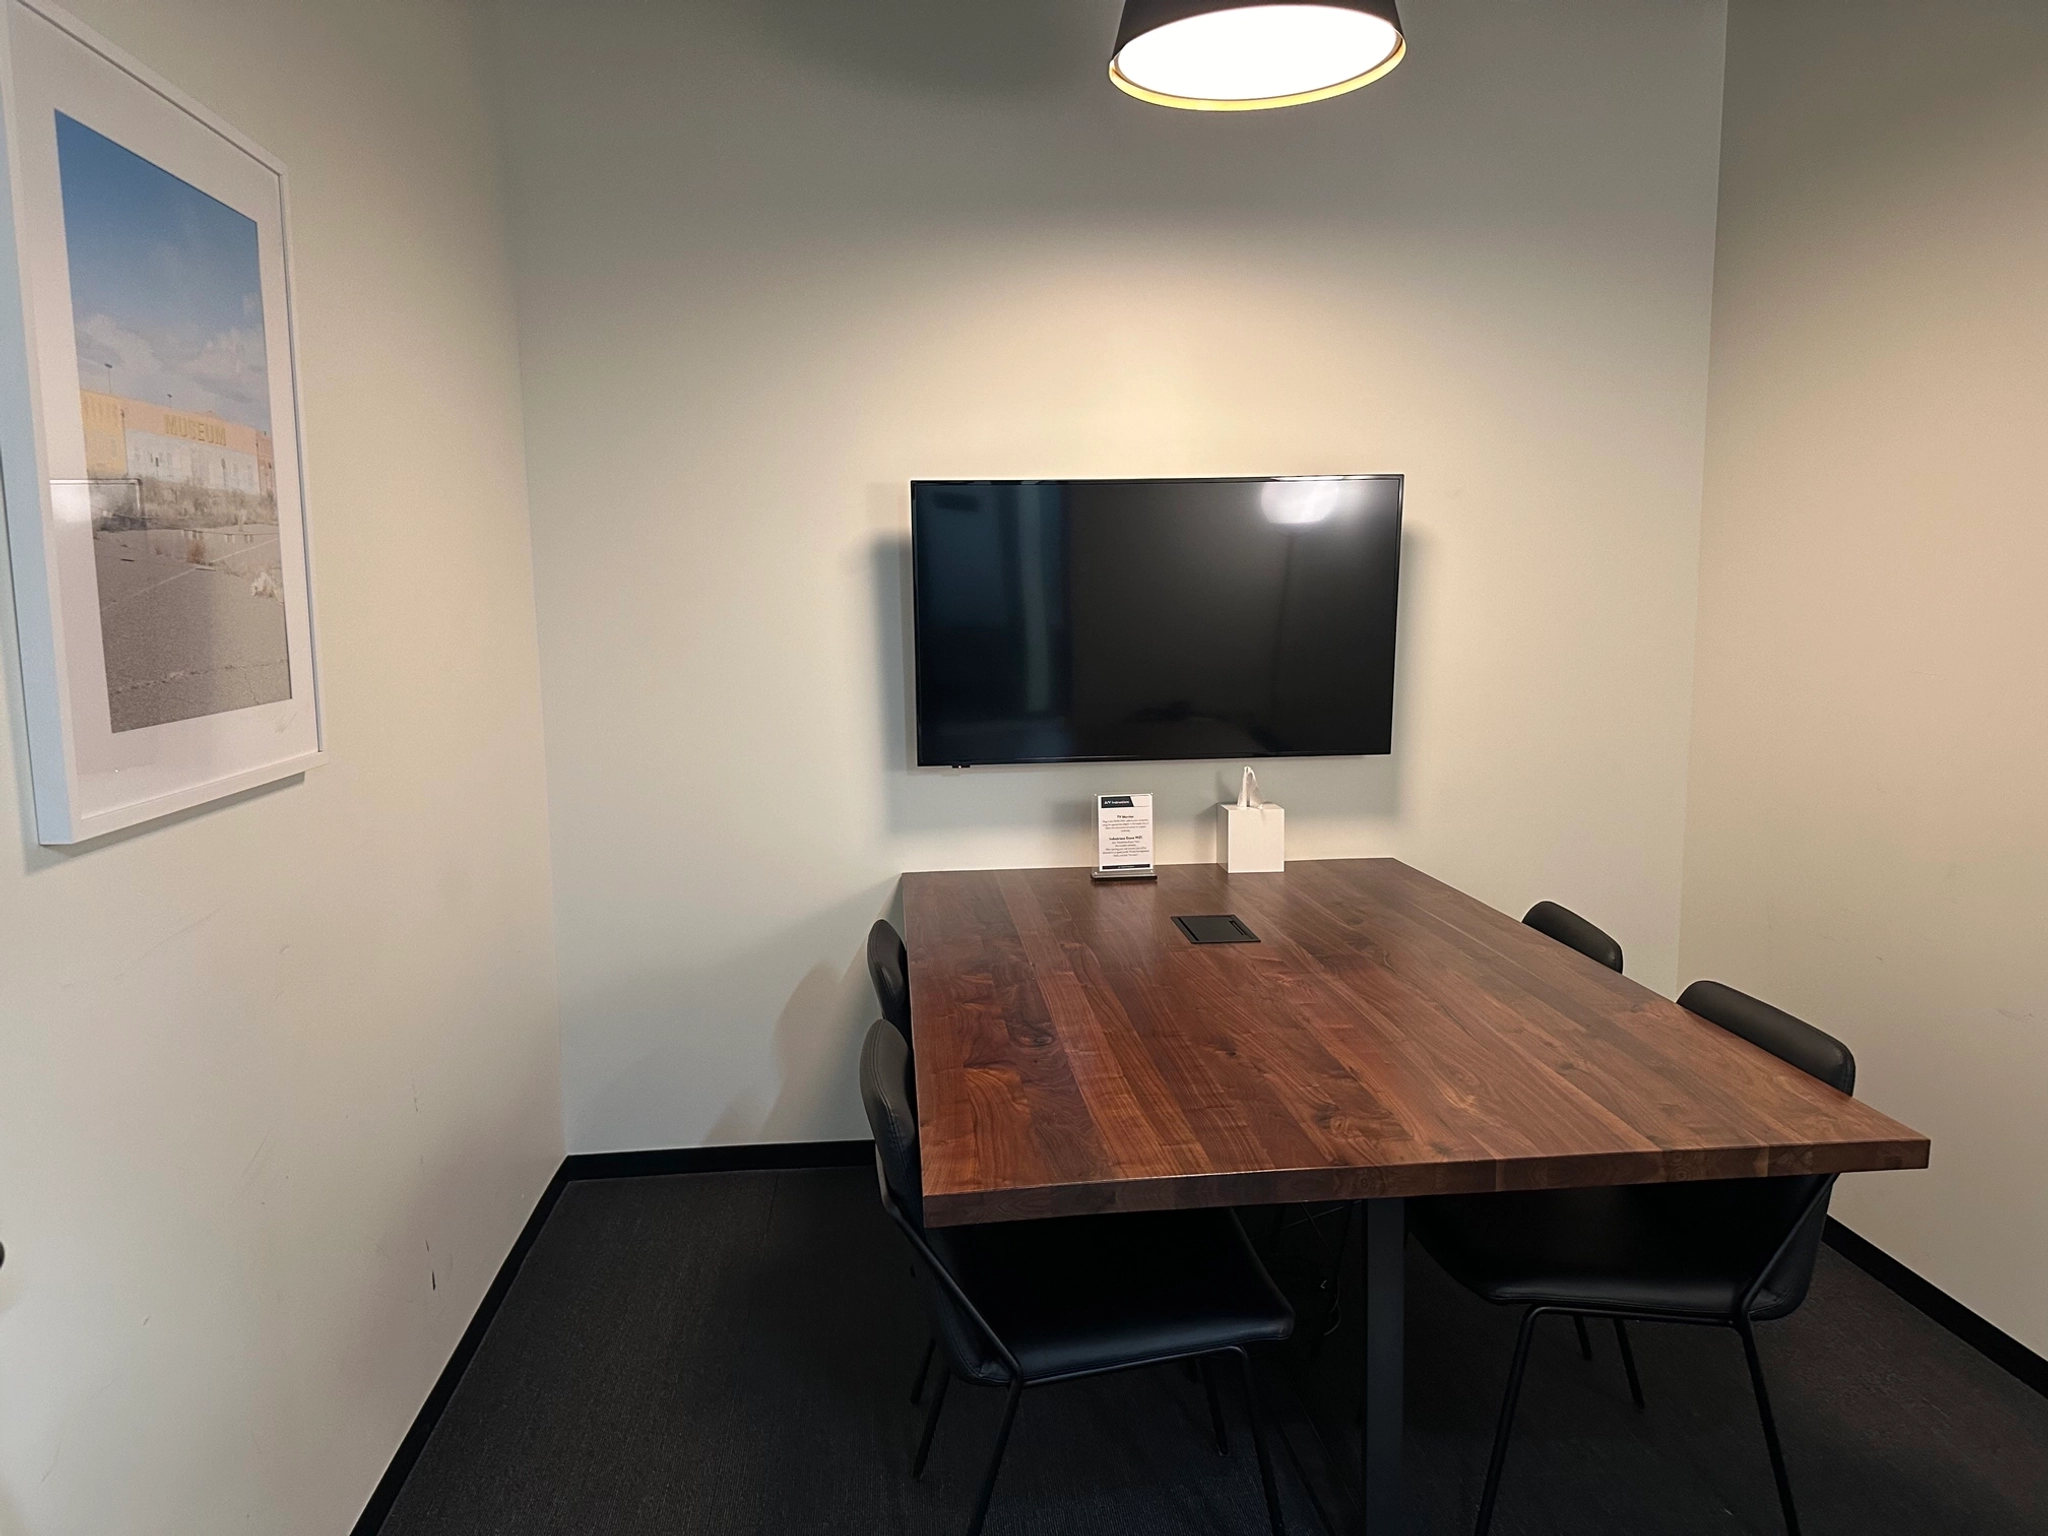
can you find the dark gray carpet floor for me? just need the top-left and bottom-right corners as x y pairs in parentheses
(377, 1169), (2048, 1535)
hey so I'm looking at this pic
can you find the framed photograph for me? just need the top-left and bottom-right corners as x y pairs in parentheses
(0, 0), (320, 844)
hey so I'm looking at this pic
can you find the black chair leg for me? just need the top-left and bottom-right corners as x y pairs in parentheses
(913, 1369), (951, 1480)
(1572, 1316), (1594, 1361)
(1613, 1319), (1645, 1409)
(1232, 1349), (1287, 1536)
(1736, 1317), (1801, 1536)
(911, 1338), (937, 1405)
(965, 1380), (1024, 1536)
(1201, 1357), (1230, 1455)
(1309, 1202), (1355, 1359)
(1475, 1308), (1542, 1536)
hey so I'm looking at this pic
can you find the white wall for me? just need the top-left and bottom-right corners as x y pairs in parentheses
(491, 0), (1729, 1154)
(0, 3), (562, 1532)
(1684, 0), (2048, 1352)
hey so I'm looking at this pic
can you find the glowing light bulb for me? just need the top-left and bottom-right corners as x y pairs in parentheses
(1111, 3), (1406, 112)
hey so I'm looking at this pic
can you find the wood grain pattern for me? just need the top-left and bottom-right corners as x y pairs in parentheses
(903, 859), (1929, 1227)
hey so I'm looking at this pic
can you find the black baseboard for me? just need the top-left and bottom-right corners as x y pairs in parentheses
(1824, 1218), (2048, 1398)
(350, 1138), (873, 1535)
(563, 1138), (872, 1181)
(347, 1161), (572, 1536)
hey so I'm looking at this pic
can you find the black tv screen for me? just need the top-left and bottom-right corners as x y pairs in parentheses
(911, 476), (1401, 767)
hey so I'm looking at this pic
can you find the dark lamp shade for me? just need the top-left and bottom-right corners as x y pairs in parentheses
(1110, 0), (1405, 111)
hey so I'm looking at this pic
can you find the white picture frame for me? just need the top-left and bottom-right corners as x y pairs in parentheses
(0, 0), (321, 844)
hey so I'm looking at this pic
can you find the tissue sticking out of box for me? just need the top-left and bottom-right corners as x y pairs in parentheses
(1219, 767), (1285, 874)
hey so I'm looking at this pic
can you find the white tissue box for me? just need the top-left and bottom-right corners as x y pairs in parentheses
(1219, 801), (1285, 873)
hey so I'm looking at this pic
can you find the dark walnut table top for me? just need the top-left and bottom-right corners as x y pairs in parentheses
(901, 859), (1928, 1227)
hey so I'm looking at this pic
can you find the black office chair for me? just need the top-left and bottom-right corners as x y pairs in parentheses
(868, 918), (913, 1053)
(1522, 900), (1623, 974)
(860, 1019), (1294, 1536)
(1410, 981), (1854, 1536)
(867, 919), (943, 1401)
(1519, 901), (1627, 1366)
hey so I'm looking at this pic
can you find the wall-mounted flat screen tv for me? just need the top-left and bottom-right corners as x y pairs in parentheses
(910, 475), (1401, 767)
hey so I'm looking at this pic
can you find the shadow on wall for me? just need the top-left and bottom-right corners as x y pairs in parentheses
(867, 505), (1421, 843)
(570, 881), (901, 1150)
(733, 0), (1111, 100)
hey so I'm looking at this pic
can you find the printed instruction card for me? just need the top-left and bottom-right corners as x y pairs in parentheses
(1096, 793), (1155, 877)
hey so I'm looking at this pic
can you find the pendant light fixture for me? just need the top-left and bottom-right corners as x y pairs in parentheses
(1110, 1), (1406, 112)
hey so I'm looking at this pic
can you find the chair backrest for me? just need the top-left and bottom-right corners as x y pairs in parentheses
(867, 919), (913, 1051)
(859, 1017), (923, 1226)
(1678, 979), (1854, 1094)
(1523, 901), (1623, 973)
(859, 1018), (1013, 1381)
(1678, 979), (1855, 1319)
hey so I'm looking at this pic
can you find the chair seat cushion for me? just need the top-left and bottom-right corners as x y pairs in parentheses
(1410, 1179), (1819, 1321)
(928, 1207), (1293, 1385)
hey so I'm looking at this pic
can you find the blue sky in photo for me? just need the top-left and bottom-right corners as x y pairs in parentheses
(56, 111), (271, 433)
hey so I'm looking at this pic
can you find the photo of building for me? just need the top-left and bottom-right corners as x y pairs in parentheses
(57, 111), (289, 733)
(81, 388), (276, 506)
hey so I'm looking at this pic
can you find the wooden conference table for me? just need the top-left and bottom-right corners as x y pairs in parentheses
(899, 858), (1929, 1533)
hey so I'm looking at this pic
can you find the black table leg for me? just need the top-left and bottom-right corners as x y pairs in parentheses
(1360, 1197), (1405, 1534)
